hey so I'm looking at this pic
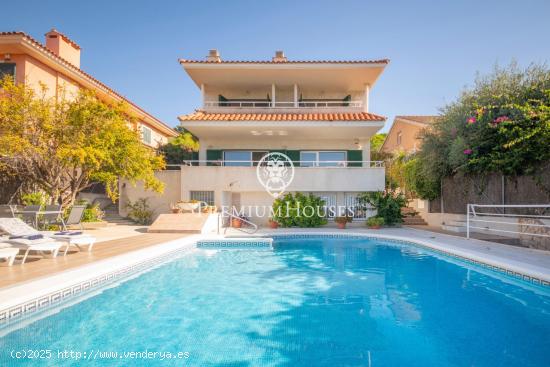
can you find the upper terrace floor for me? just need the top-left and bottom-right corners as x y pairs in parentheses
(179, 50), (389, 113)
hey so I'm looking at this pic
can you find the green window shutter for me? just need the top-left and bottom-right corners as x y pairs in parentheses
(206, 149), (222, 166)
(347, 150), (362, 167)
(191, 151), (199, 166)
(284, 150), (301, 165)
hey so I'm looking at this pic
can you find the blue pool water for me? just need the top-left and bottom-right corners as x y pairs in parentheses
(1, 236), (549, 366)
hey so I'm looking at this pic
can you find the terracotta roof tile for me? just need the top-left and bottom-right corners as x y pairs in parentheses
(178, 111), (386, 122)
(0, 31), (176, 136)
(179, 58), (389, 65)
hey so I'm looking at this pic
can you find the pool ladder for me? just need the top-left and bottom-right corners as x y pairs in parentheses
(217, 213), (258, 235)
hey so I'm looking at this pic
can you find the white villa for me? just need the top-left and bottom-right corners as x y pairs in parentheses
(173, 50), (389, 222)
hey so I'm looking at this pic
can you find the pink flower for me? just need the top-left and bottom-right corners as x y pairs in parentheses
(463, 149), (473, 155)
(467, 117), (476, 124)
(493, 116), (510, 124)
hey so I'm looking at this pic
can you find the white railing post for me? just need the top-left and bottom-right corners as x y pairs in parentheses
(466, 204), (470, 239)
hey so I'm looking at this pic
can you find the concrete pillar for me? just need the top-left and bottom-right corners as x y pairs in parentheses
(293, 84), (298, 108)
(363, 139), (371, 163)
(271, 83), (276, 107)
(363, 84), (370, 112)
(201, 84), (205, 108)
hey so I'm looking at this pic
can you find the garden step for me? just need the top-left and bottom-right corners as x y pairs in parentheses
(403, 217), (428, 225)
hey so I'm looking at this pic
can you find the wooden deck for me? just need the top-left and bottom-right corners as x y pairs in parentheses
(0, 233), (187, 289)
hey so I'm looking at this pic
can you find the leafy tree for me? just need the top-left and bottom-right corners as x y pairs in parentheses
(0, 77), (165, 206)
(370, 133), (391, 161)
(414, 63), (550, 196)
(370, 133), (387, 151)
(158, 126), (199, 164)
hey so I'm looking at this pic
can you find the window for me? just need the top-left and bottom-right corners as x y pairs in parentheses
(223, 151), (268, 166)
(300, 151), (347, 167)
(300, 152), (317, 167)
(190, 191), (214, 206)
(141, 125), (152, 145)
(396, 131), (402, 146)
(0, 63), (16, 80)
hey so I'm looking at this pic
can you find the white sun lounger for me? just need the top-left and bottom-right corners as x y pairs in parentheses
(5, 239), (63, 264)
(0, 245), (19, 266)
(0, 218), (96, 254)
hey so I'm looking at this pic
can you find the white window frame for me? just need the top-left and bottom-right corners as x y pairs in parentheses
(299, 151), (347, 167)
(141, 125), (152, 145)
(396, 131), (402, 146)
(190, 191), (215, 206)
(223, 150), (268, 166)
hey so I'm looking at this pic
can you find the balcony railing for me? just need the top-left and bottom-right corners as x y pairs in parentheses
(167, 160), (384, 168)
(203, 100), (363, 109)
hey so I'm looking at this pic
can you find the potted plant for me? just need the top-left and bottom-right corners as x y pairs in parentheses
(366, 216), (385, 229)
(177, 200), (200, 212)
(268, 218), (279, 229)
(334, 216), (348, 229)
(170, 203), (181, 214)
(232, 216), (243, 228)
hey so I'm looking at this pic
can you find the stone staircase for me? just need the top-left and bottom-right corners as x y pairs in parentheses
(102, 203), (136, 226)
(402, 207), (428, 226)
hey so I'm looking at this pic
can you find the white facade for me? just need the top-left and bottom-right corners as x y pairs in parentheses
(175, 51), (389, 223)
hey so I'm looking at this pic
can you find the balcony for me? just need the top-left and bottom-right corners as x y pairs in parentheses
(203, 99), (364, 113)
(169, 160), (385, 193)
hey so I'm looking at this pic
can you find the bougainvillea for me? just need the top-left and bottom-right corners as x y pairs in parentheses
(410, 63), (550, 199)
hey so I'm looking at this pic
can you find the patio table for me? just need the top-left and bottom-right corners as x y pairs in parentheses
(13, 210), (66, 229)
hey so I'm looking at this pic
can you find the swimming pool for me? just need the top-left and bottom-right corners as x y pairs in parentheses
(1, 236), (549, 366)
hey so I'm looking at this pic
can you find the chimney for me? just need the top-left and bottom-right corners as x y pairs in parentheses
(272, 50), (287, 62)
(45, 29), (81, 68)
(206, 49), (221, 62)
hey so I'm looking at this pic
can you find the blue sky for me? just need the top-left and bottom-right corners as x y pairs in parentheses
(2, 0), (549, 132)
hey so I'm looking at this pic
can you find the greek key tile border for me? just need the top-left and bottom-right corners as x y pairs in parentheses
(197, 238), (273, 249)
(267, 233), (550, 288)
(0, 246), (194, 328)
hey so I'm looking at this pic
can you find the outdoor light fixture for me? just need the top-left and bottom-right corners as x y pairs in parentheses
(4, 53), (11, 61)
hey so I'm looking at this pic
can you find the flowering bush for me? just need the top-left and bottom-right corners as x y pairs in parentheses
(411, 63), (550, 199)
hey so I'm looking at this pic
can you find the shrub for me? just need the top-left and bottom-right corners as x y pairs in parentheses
(272, 193), (328, 228)
(416, 63), (550, 192)
(366, 216), (385, 227)
(357, 190), (407, 226)
(126, 198), (154, 225)
(402, 157), (441, 200)
(21, 192), (49, 206)
(75, 200), (105, 222)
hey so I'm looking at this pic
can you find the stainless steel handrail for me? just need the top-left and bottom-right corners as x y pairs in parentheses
(217, 212), (258, 235)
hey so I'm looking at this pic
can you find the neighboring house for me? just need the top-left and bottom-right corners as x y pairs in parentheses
(380, 115), (438, 154)
(0, 29), (177, 147)
(177, 50), (389, 222)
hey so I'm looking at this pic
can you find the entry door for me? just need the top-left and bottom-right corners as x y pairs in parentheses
(318, 193), (337, 218)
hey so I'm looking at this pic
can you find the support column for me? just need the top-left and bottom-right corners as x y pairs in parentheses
(293, 84), (298, 108)
(363, 84), (370, 112)
(362, 139), (371, 163)
(201, 83), (205, 108)
(271, 83), (276, 107)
